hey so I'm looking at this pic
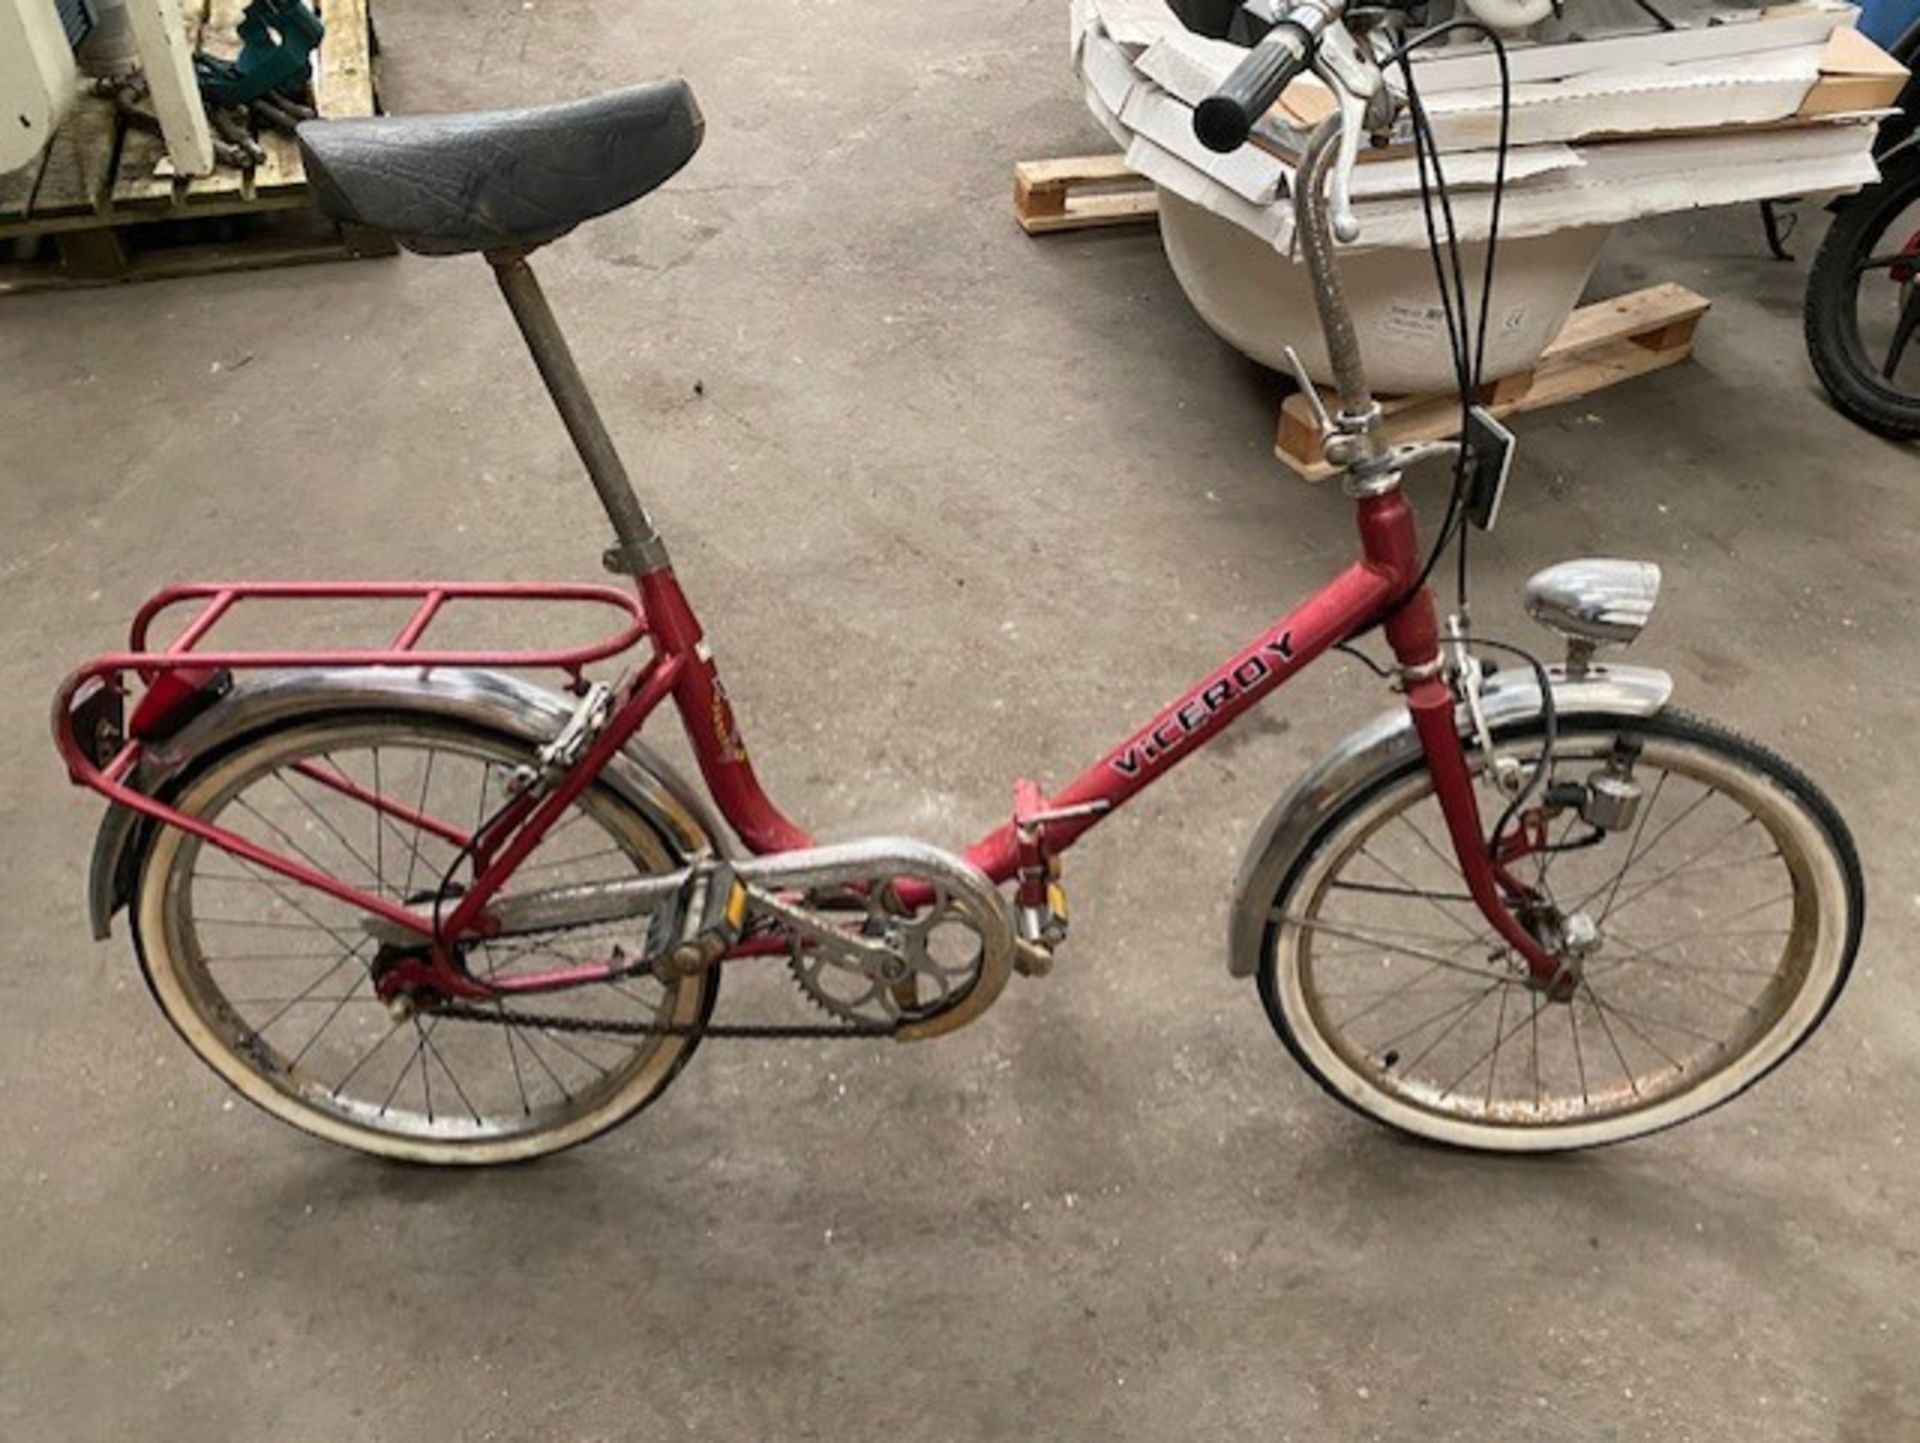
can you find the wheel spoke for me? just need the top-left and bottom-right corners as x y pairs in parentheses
(233, 795), (376, 892)
(1581, 979), (1685, 1077)
(499, 1007), (534, 1116)
(1573, 987), (1729, 1047)
(247, 938), (373, 1038)
(287, 975), (379, 1069)
(332, 1016), (408, 1098)
(1437, 986), (1539, 1103)
(336, 748), (439, 898)
(381, 1018), (437, 1120)
(1478, 985), (1510, 1103)
(417, 1022), (485, 1126)
(1394, 982), (1504, 1076)
(504, 1022), (576, 1103)
(1602, 841), (1781, 928)
(1354, 839), (1486, 943)
(1528, 992), (1542, 1107)
(1580, 982), (1643, 1097)
(1884, 282), (1920, 379)
(400, 748), (437, 901)
(274, 769), (382, 886)
(1282, 914), (1504, 982)
(1535, 810), (1579, 889)
(1569, 1003), (1589, 1106)
(1854, 249), (1919, 275)
(222, 854), (368, 958)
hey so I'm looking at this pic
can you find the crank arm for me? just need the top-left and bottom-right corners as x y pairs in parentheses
(743, 885), (894, 968)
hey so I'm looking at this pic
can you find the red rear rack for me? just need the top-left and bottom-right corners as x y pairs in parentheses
(51, 580), (652, 933)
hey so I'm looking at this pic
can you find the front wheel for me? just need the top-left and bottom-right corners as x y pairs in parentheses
(1257, 709), (1863, 1152)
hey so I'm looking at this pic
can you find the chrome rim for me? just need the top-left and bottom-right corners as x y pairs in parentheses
(1271, 728), (1848, 1150)
(139, 718), (710, 1162)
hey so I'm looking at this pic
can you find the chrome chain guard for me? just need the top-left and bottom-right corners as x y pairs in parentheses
(469, 837), (1019, 1043)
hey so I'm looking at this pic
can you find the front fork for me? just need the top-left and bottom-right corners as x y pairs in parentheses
(1360, 491), (1576, 996)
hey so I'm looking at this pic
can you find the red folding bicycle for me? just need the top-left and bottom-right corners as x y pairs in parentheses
(53, 1), (1864, 1163)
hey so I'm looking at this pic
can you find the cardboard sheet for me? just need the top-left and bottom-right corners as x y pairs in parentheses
(1077, 0), (1890, 255)
(1402, 1), (1854, 92)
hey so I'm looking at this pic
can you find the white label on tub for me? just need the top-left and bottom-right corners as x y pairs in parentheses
(1379, 300), (1449, 342)
(1377, 300), (1532, 344)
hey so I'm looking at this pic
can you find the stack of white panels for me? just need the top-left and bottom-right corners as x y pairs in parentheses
(1068, 0), (1900, 385)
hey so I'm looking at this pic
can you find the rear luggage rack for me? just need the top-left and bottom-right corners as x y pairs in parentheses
(52, 579), (653, 931)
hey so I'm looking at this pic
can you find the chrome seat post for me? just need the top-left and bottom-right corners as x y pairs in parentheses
(487, 249), (670, 577)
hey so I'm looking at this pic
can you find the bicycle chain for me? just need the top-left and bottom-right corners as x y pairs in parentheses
(430, 998), (894, 1041)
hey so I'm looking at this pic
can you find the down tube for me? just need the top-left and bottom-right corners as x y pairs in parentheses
(965, 561), (1397, 881)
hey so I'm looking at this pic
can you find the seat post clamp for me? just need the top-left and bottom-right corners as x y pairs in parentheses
(602, 536), (673, 577)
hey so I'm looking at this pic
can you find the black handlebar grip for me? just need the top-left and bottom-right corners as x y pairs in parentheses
(1193, 25), (1312, 153)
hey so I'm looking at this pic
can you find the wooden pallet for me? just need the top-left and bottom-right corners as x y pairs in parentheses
(0, 0), (389, 295)
(1014, 155), (1158, 235)
(1276, 284), (1712, 481)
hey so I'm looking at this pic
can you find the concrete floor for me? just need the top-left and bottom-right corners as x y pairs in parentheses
(5, 2), (1920, 1438)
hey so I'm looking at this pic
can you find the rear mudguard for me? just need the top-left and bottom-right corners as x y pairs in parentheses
(1225, 663), (1674, 979)
(86, 667), (731, 940)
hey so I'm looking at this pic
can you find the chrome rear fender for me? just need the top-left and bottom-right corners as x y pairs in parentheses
(86, 667), (727, 939)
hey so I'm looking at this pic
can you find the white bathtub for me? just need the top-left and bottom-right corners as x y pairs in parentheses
(1155, 190), (1612, 394)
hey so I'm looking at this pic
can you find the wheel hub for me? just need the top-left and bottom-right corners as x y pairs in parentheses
(370, 942), (446, 1017)
(1516, 897), (1601, 1001)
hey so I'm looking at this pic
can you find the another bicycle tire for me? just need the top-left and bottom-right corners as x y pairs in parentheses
(1805, 148), (1920, 440)
(1256, 708), (1863, 1152)
(131, 712), (718, 1165)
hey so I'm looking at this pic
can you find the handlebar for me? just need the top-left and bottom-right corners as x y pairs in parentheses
(1193, 0), (1342, 154)
(1193, 0), (1393, 477)
(1193, 23), (1316, 153)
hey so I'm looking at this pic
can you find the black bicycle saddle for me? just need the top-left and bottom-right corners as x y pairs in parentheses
(297, 80), (704, 256)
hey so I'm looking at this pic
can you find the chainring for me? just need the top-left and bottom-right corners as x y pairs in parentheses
(785, 878), (990, 1027)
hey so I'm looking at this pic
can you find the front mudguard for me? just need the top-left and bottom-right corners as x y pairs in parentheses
(85, 667), (730, 940)
(1225, 663), (1674, 979)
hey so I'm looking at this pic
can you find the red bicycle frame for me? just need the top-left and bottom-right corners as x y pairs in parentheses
(53, 486), (1562, 999)
(54, 247), (1565, 1001)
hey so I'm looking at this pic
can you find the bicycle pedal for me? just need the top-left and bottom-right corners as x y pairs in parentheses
(1014, 879), (1070, 977)
(644, 861), (749, 978)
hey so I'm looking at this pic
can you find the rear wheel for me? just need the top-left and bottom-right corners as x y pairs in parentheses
(1258, 709), (1863, 1151)
(132, 713), (717, 1165)
(1805, 149), (1920, 440)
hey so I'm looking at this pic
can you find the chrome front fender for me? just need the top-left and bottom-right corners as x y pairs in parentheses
(87, 667), (729, 940)
(1224, 663), (1675, 979)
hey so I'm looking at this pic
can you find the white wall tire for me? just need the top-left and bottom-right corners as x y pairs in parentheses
(132, 713), (716, 1166)
(1255, 710), (1863, 1152)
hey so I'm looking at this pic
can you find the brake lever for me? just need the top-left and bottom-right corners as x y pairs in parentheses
(1309, 23), (1386, 242)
